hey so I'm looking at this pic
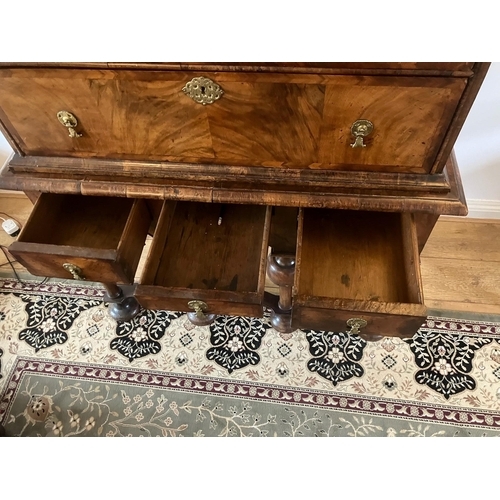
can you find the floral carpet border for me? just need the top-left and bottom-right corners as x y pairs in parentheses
(2, 356), (500, 431)
(0, 279), (105, 299)
(424, 317), (500, 337)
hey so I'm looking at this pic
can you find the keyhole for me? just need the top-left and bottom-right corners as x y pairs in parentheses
(201, 86), (206, 95)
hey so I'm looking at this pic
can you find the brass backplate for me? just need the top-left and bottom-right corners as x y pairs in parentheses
(57, 110), (78, 128)
(351, 119), (374, 137)
(63, 262), (84, 280)
(182, 77), (224, 105)
(346, 317), (368, 334)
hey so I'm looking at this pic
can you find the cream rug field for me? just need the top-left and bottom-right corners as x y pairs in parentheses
(1, 278), (499, 437)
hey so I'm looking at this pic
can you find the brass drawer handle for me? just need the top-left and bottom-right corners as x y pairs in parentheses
(63, 263), (85, 280)
(182, 76), (224, 105)
(346, 317), (367, 335)
(188, 300), (210, 319)
(187, 300), (216, 326)
(57, 111), (82, 138)
(350, 119), (373, 148)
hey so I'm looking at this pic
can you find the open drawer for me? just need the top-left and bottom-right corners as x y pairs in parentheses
(9, 193), (151, 284)
(292, 208), (427, 338)
(135, 201), (271, 318)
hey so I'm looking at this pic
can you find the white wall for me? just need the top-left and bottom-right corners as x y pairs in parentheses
(454, 62), (500, 217)
(1, 63), (499, 217)
(0, 129), (12, 169)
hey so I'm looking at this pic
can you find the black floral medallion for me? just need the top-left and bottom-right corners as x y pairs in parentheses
(17, 294), (102, 352)
(206, 312), (272, 374)
(304, 330), (367, 386)
(405, 329), (492, 399)
(110, 309), (183, 362)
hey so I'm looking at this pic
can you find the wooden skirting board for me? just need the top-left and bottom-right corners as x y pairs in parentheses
(466, 199), (500, 219)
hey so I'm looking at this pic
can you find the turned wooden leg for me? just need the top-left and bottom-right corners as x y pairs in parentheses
(102, 283), (141, 322)
(265, 254), (295, 334)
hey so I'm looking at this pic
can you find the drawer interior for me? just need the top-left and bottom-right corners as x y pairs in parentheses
(10, 193), (151, 284)
(141, 201), (270, 294)
(19, 193), (135, 249)
(296, 208), (423, 306)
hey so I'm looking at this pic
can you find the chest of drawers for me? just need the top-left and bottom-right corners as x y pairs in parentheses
(0, 62), (490, 339)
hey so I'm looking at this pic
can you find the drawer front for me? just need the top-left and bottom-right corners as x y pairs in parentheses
(317, 76), (466, 173)
(9, 195), (151, 284)
(135, 289), (264, 319)
(0, 69), (465, 173)
(11, 251), (130, 283)
(0, 69), (213, 160)
(293, 303), (427, 339)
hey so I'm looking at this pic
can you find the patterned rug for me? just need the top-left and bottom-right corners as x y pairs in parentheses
(1, 278), (500, 437)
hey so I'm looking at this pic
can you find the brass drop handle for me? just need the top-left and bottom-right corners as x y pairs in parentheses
(188, 300), (209, 319)
(57, 111), (82, 138)
(63, 263), (85, 280)
(187, 300), (216, 326)
(346, 318), (367, 335)
(182, 76), (224, 105)
(350, 119), (373, 148)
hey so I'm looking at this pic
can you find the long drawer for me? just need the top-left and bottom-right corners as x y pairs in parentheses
(0, 68), (466, 173)
(292, 208), (427, 338)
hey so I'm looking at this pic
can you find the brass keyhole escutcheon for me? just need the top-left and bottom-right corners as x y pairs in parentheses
(182, 76), (224, 105)
(350, 119), (373, 148)
(57, 111), (82, 138)
(63, 263), (85, 281)
(346, 317), (367, 335)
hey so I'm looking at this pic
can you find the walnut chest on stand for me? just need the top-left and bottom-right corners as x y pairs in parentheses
(0, 62), (489, 341)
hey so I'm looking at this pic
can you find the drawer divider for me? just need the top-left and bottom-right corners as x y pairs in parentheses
(256, 206), (273, 296)
(401, 212), (424, 305)
(140, 200), (177, 284)
(116, 199), (153, 283)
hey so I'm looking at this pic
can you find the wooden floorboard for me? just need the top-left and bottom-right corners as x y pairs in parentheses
(420, 216), (500, 315)
(1, 193), (499, 316)
(421, 217), (500, 261)
(421, 258), (500, 314)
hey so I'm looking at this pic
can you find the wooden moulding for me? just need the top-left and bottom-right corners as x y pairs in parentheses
(7, 155), (453, 193)
(0, 153), (468, 216)
(9, 194), (151, 284)
(135, 201), (271, 318)
(0, 62), (476, 76)
(292, 208), (427, 338)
